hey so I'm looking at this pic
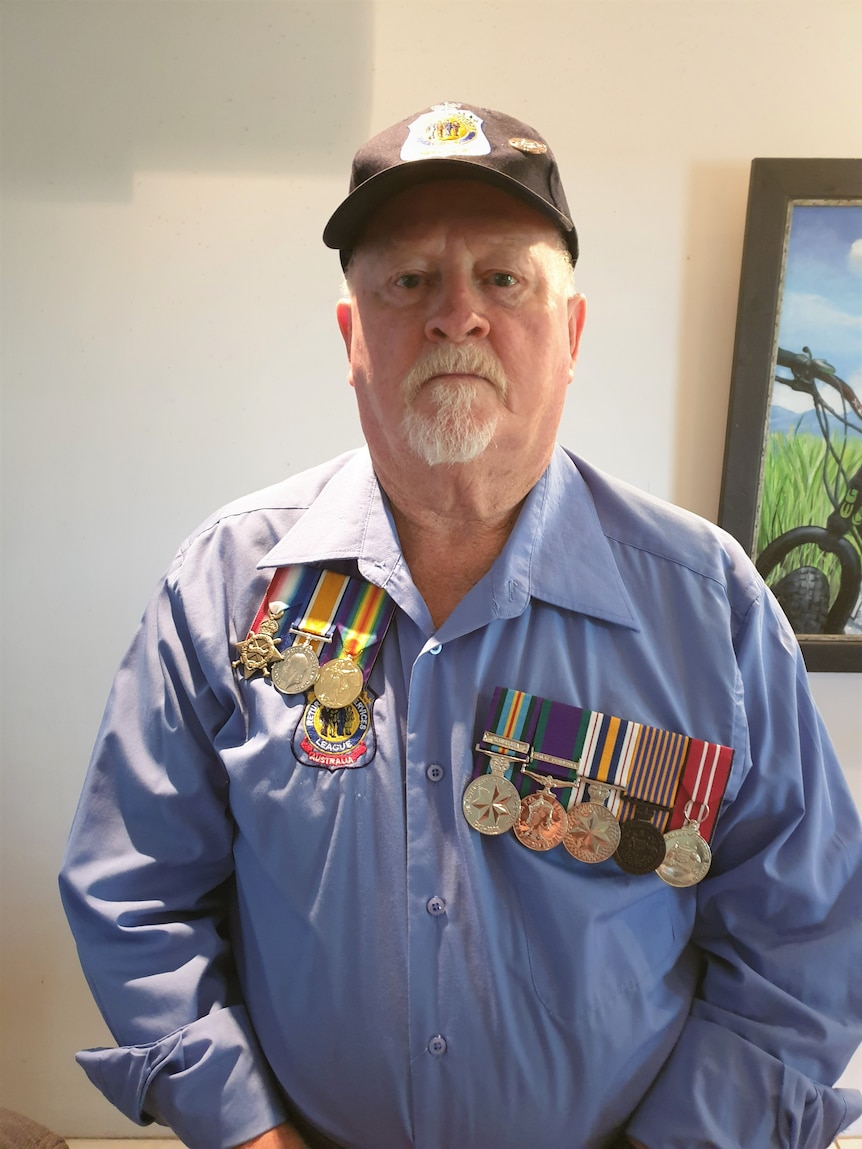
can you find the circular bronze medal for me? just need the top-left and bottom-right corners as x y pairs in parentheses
(271, 645), (319, 695)
(614, 819), (667, 875)
(513, 791), (567, 851)
(314, 657), (364, 709)
(563, 802), (621, 863)
(463, 774), (521, 835)
(657, 826), (712, 887)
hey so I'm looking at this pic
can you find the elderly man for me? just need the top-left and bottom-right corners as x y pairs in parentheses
(61, 104), (862, 1149)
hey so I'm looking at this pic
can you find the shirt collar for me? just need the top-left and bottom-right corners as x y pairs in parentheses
(258, 445), (638, 631)
(257, 447), (405, 585)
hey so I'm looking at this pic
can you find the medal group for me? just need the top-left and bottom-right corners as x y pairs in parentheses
(234, 572), (732, 882)
(463, 688), (733, 888)
(233, 566), (395, 767)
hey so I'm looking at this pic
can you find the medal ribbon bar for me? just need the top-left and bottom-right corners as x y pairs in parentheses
(477, 688), (582, 796)
(476, 686), (734, 848)
(235, 565), (396, 697)
(293, 569), (352, 649)
(247, 565), (320, 636)
(614, 726), (690, 832)
(663, 739), (732, 843)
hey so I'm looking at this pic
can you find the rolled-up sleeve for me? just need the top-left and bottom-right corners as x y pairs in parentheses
(77, 1006), (286, 1141)
(59, 557), (288, 1149)
(626, 585), (862, 1148)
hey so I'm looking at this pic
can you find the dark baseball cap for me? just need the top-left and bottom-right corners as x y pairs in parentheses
(323, 102), (578, 267)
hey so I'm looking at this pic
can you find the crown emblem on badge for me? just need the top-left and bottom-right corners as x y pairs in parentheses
(401, 102), (492, 161)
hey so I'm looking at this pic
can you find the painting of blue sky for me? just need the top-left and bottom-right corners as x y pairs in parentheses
(771, 202), (862, 435)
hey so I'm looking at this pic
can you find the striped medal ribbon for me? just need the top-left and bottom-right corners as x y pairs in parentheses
(232, 565), (320, 681)
(656, 739), (730, 886)
(234, 566), (395, 707)
(312, 577), (396, 708)
(467, 686), (733, 883)
(464, 688), (582, 844)
(270, 568), (353, 697)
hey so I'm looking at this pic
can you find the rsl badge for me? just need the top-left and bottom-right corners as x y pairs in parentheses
(400, 103), (491, 161)
(293, 691), (377, 771)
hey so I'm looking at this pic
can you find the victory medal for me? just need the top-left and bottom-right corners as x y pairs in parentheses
(314, 656), (364, 709)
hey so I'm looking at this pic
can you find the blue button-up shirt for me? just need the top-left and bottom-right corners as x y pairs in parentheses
(60, 446), (862, 1149)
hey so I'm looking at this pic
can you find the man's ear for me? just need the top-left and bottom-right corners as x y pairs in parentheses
(335, 299), (355, 388)
(568, 292), (587, 369)
(336, 298), (353, 356)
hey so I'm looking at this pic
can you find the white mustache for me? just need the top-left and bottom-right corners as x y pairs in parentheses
(402, 344), (509, 401)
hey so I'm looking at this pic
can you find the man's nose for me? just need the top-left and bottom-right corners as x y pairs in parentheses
(424, 280), (491, 343)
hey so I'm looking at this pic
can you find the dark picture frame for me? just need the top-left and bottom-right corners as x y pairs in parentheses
(718, 158), (862, 672)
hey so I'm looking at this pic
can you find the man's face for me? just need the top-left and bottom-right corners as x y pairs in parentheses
(336, 180), (586, 486)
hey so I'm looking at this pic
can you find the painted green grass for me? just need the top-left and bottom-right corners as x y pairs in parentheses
(757, 431), (862, 599)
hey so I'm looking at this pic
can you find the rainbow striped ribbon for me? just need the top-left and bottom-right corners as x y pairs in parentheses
(242, 565), (396, 686)
(322, 576), (397, 678)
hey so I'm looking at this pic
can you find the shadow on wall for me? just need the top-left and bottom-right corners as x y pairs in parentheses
(0, 0), (373, 200)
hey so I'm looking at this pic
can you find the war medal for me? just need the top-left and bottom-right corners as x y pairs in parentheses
(513, 769), (579, 852)
(657, 739), (724, 886)
(472, 686), (735, 881)
(269, 569), (352, 696)
(271, 630), (323, 695)
(463, 752), (523, 836)
(564, 782), (623, 864)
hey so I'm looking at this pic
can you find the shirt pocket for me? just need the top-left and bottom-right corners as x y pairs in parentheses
(509, 850), (694, 1026)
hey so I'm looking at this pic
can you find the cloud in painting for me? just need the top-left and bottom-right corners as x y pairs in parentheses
(778, 289), (862, 380)
(850, 239), (862, 276)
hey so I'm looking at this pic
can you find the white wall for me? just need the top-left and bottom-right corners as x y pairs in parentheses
(1, 0), (861, 1136)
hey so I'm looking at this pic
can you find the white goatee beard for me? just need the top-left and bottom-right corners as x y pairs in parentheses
(401, 345), (509, 467)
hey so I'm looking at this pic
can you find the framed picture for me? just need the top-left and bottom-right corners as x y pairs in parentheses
(719, 158), (862, 672)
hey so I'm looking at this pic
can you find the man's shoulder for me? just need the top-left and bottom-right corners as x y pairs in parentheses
(171, 449), (367, 576)
(564, 450), (754, 585)
(186, 445), (365, 540)
(200, 449), (364, 529)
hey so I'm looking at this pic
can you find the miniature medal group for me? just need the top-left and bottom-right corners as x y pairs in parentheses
(463, 732), (712, 887)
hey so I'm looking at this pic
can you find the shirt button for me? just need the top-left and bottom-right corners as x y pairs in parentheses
(426, 896), (446, 917)
(427, 1034), (448, 1056)
(426, 763), (444, 782)
(429, 643), (442, 655)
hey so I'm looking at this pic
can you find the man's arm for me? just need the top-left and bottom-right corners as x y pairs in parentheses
(60, 561), (289, 1149)
(623, 583), (862, 1148)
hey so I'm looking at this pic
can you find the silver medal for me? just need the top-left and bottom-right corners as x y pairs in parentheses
(563, 784), (621, 863)
(657, 802), (712, 887)
(463, 755), (521, 835)
(271, 644), (319, 695)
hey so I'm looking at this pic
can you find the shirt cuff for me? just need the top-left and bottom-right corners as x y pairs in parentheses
(76, 1004), (288, 1149)
(625, 1015), (862, 1149)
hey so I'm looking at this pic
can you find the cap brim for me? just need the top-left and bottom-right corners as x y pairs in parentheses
(323, 158), (577, 262)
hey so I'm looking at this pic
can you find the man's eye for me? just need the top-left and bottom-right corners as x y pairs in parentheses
(394, 273), (423, 289)
(490, 272), (518, 288)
